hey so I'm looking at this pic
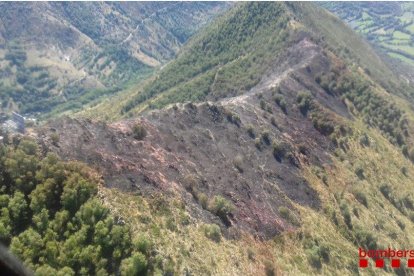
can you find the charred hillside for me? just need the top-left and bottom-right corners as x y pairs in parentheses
(29, 2), (414, 275)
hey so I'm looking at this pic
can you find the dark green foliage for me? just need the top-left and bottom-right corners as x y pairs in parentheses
(0, 139), (148, 274)
(133, 123), (147, 140)
(120, 252), (147, 275)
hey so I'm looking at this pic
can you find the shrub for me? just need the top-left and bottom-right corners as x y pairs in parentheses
(264, 259), (275, 276)
(408, 148), (414, 162)
(379, 184), (391, 200)
(403, 195), (414, 210)
(354, 191), (368, 208)
(273, 142), (289, 162)
(319, 244), (330, 263)
(298, 144), (309, 155)
(312, 117), (334, 136)
(278, 206), (300, 226)
(133, 236), (151, 254)
(401, 167), (408, 177)
(183, 174), (198, 194)
(359, 134), (370, 147)
(208, 196), (234, 223)
(261, 131), (271, 145)
(354, 228), (378, 249)
(246, 125), (255, 138)
(260, 100), (266, 110)
(410, 212), (414, 223)
(397, 220), (406, 230)
(120, 252), (147, 275)
(354, 166), (364, 179)
(247, 247), (255, 261)
(274, 95), (283, 105)
(233, 155), (244, 173)
(197, 193), (208, 209)
(50, 133), (60, 145)
(340, 202), (352, 229)
(255, 138), (262, 150)
(279, 99), (287, 113)
(225, 111), (241, 127)
(203, 224), (221, 242)
(274, 95), (287, 113)
(270, 117), (277, 127)
(306, 246), (322, 269)
(297, 92), (312, 115)
(132, 123), (147, 140)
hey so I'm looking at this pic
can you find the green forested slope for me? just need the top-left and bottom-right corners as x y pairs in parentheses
(121, 2), (290, 114)
(0, 139), (150, 275)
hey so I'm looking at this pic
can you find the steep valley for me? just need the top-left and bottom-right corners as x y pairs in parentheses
(0, 2), (229, 117)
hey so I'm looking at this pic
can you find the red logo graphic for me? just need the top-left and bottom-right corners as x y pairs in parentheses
(359, 248), (414, 268)
(375, 259), (384, 268)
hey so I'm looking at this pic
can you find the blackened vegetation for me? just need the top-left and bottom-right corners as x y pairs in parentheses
(40, 100), (321, 239)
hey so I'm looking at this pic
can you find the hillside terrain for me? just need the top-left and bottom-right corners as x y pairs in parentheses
(4, 2), (414, 275)
(322, 2), (414, 79)
(0, 2), (229, 117)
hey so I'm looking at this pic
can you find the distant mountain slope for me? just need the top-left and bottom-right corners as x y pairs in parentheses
(322, 2), (414, 68)
(84, 2), (408, 120)
(0, 2), (229, 116)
